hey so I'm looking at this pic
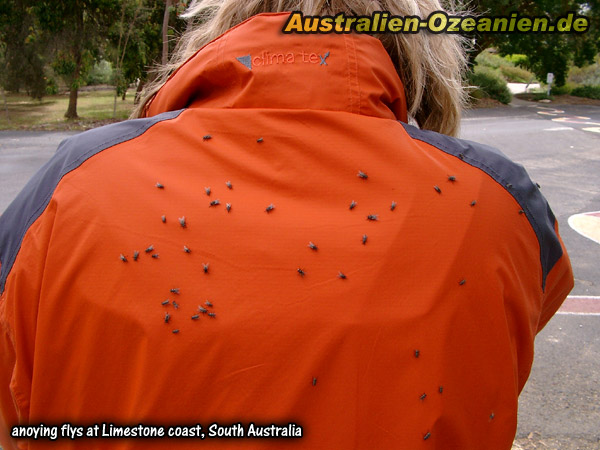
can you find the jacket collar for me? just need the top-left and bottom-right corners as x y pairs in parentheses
(144, 12), (407, 122)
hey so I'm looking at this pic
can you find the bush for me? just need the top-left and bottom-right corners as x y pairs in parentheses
(571, 85), (600, 99)
(469, 66), (512, 104)
(475, 50), (537, 84)
(500, 65), (535, 83)
(568, 60), (600, 86)
(475, 50), (504, 70)
(86, 60), (113, 86)
(504, 54), (528, 68)
(550, 83), (574, 96)
(45, 76), (58, 95)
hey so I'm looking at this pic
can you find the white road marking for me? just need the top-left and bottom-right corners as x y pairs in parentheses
(556, 312), (600, 316)
(568, 212), (600, 245)
(553, 117), (600, 125)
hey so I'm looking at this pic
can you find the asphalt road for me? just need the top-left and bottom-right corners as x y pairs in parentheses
(0, 101), (598, 449)
(0, 131), (78, 214)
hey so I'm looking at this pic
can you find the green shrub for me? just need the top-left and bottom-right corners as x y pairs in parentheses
(504, 54), (528, 68)
(475, 50), (504, 69)
(550, 83), (574, 95)
(476, 50), (536, 84)
(571, 85), (600, 99)
(532, 92), (552, 101)
(568, 61), (600, 86)
(45, 76), (58, 95)
(86, 60), (113, 86)
(499, 65), (535, 83)
(469, 66), (512, 104)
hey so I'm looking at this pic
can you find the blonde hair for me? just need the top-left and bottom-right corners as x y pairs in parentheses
(133, 0), (468, 137)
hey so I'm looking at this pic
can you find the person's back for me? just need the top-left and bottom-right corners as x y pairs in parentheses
(0, 9), (573, 450)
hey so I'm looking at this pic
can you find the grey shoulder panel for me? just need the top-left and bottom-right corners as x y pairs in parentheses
(0, 110), (184, 294)
(400, 122), (562, 291)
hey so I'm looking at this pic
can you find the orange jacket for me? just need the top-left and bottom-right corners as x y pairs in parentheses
(0, 12), (573, 450)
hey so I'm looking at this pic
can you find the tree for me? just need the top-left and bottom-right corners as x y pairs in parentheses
(0, 0), (47, 99)
(469, 0), (600, 86)
(34, 0), (120, 118)
(162, 0), (171, 65)
(106, 0), (188, 107)
(110, 0), (144, 116)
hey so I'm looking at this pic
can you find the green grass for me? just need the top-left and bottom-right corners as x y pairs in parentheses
(0, 89), (135, 130)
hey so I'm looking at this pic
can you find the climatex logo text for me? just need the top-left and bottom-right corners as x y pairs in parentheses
(236, 51), (330, 70)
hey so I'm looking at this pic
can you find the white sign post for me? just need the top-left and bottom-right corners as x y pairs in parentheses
(546, 73), (554, 96)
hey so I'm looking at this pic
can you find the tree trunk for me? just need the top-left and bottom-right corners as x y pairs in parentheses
(113, 90), (118, 119)
(162, 0), (171, 65)
(64, 6), (84, 119)
(1, 87), (9, 122)
(65, 85), (79, 119)
(134, 79), (145, 105)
